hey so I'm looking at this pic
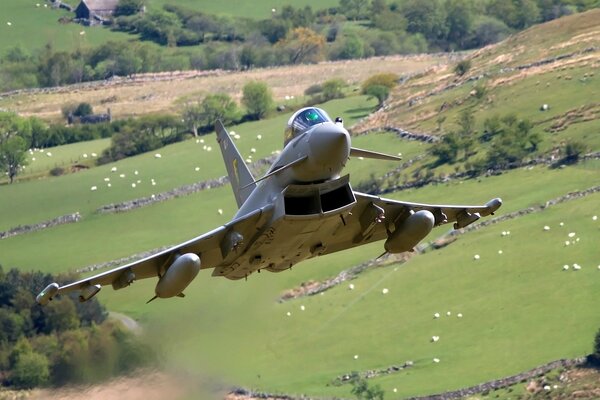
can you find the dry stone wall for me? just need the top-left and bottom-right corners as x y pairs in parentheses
(0, 213), (81, 240)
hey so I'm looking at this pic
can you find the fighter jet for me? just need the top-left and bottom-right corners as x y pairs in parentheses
(37, 107), (502, 305)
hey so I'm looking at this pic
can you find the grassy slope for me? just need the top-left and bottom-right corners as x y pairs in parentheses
(0, 95), (377, 230)
(1, 11), (599, 400)
(148, 0), (340, 19)
(0, 0), (131, 54)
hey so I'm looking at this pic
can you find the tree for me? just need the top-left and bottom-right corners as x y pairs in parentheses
(364, 84), (390, 107)
(184, 93), (239, 136)
(401, 0), (448, 42)
(445, 0), (474, 49)
(242, 81), (273, 120)
(351, 376), (385, 400)
(114, 0), (145, 17)
(10, 351), (50, 389)
(279, 27), (325, 64)
(336, 34), (365, 60)
(339, 0), (370, 20)
(0, 135), (28, 183)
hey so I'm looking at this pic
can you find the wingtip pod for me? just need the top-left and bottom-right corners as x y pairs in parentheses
(36, 282), (59, 305)
(485, 198), (502, 215)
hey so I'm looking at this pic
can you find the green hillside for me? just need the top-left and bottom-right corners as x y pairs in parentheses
(0, 0), (131, 53)
(147, 0), (340, 19)
(0, 10), (599, 400)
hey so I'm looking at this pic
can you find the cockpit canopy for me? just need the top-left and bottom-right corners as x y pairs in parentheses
(284, 107), (332, 145)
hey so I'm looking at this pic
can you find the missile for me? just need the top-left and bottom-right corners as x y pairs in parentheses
(153, 253), (201, 301)
(36, 282), (59, 305)
(384, 210), (435, 253)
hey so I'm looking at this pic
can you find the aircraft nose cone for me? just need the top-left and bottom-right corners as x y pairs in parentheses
(309, 124), (351, 163)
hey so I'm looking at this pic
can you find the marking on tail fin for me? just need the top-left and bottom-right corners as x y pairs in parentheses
(215, 120), (256, 208)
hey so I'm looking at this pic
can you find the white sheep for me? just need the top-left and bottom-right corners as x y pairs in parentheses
(473, 254), (480, 260)
(131, 183), (136, 188)
(433, 312), (440, 319)
(433, 358), (440, 363)
(382, 288), (389, 294)
(119, 174), (125, 178)
(195, 167), (200, 171)
(353, 355), (359, 360)
(257, 134), (262, 140)
(90, 186), (97, 191)
(104, 177), (110, 182)
(563, 265), (569, 270)
(217, 209), (223, 215)
(111, 167), (117, 172)
(568, 232), (576, 238)
(593, 215), (598, 221)
(234, 134), (241, 140)
(300, 305), (305, 311)
(431, 336), (440, 342)
(91, 152), (97, 157)
(498, 250), (503, 254)
(250, 148), (256, 153)
(457, 313), (463, 318)
(543, 225), (550, 231)
(348, 283), (355, 290)
(446, 311), (451, 316)
(154, 153), (162, 158)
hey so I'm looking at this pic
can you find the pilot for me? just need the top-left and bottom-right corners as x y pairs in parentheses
(284, 107), (332, 145)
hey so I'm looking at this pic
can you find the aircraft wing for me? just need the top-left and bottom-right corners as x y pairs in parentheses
(355, 192), (502, 229)
(318, 192), (501, 256)
(36, 207), (271, 303)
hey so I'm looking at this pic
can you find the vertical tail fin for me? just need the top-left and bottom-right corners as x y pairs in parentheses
(215, 120), (256, 208)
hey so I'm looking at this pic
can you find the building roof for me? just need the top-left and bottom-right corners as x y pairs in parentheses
(81, 0), (119, 12)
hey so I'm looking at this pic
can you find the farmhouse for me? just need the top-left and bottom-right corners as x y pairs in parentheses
(75, 0), (119, 24)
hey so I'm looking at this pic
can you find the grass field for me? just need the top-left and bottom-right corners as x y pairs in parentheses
(0, 95), (378, 230)
(1, 54), (443, 122)
(0, 0), (131, 54)
(1, 11), (600, 400)
(100, 175), (600, 398)
(147, 0), (340, 19)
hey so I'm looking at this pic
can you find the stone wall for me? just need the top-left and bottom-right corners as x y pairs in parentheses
(405, 357), (587, 400)
(0, 213), (81, 240)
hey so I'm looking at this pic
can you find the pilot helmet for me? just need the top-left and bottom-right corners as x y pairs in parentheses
(285, 107), (332, 144)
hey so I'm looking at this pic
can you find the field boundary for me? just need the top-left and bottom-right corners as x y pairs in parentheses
(0, 212), (81, 240)
(405, 357), (587, 400)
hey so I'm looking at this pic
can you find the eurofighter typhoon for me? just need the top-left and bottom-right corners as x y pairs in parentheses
(37, 107), (502, 305)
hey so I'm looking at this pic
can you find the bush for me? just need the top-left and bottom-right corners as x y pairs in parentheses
(49, 167), (65, 177)
(454, 59), (472, 76)
(242, 81), (273, 120)
(564, 140), (587, 163)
